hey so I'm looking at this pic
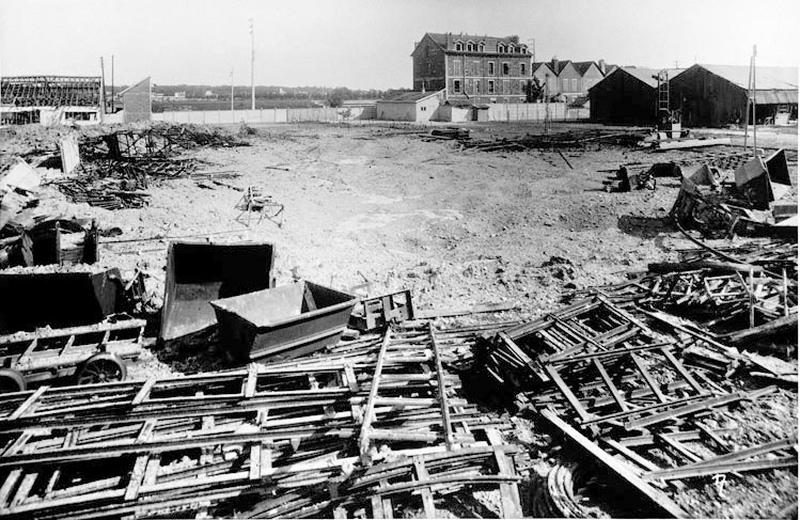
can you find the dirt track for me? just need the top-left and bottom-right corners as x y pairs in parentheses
(4, 121), (798, 518)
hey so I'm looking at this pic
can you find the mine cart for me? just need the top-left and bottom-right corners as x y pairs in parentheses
(0, 318), (145, 393)
(211, 281), (357, 362)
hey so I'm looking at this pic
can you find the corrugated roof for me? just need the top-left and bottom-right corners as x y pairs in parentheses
(379, 90), (442, 103)
(695, 64), (798, 90)
(754, 89), (798, 104)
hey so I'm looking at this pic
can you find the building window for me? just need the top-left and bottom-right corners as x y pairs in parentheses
(478, 42), (485, 52)
(572, 78), (578, 91)
(520, 63), (526, 75)
(420, 106), (426, 111)
(519, 45), (527, 54)
(453, 80), (462, 93)
(454, 60), (462, 75)
(466, 41), (474, 51)
(475, 81), (480, 94)
(502, 63), (510, 75)
(520, 80), (527, 93)
(507, 44), (515, 53)
(497, 44), (505, 53)
(455, 41), (463, 51)
(488, 62), (495, 75)
(488, 80), (495, 94)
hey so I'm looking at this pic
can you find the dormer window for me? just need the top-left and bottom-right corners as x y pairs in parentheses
(478, 42), (485, 52)
(509, 44), (516, 54)
(497, 43), (505, 53)
(519, 45), (527, 54)
(466, 40), (475, 52)
(455, 41), (463, 51)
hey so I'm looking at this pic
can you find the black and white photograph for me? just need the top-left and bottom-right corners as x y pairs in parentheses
(0, 1), (798, 518)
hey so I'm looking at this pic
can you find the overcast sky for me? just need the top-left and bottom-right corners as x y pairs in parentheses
(1, 0), (797, 89)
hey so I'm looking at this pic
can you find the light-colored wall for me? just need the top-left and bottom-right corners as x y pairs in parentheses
(152, 105), (376, 124)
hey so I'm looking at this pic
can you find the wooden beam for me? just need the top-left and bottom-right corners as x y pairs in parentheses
(539, 409), (687, 518)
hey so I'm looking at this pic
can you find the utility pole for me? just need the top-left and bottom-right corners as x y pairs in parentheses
(744, 45), (757, 155)
(100, 57), (107, 116)
(752, 45), (757, 156)
(111, 55), (115, 113)
(249, 18), (255, 110)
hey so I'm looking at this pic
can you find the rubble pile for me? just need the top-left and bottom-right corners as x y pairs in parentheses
(0, 321), (526, 519)
(670, 150), (796, 239)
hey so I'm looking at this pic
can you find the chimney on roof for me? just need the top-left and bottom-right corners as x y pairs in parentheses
(599, 59), (606, 75)
(551, 56), (559, 74)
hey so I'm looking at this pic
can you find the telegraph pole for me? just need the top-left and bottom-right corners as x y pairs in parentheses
(111, 55), (115, 113)
(250, 19), (255, 111)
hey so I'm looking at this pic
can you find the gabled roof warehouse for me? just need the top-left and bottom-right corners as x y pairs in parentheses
(670, 64), (797, 126)
(587, 67), (684, 125)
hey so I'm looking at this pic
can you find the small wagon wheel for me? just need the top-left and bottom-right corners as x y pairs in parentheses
(76, 353), (127, 385)
(0, 369), (26, 393)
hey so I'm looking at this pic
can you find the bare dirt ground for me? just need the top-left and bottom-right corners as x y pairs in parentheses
(2, 121), (797, 518)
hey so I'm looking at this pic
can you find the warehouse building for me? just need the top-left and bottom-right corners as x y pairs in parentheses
(670, 64), (798, 127)
(588, 67), (683, 125)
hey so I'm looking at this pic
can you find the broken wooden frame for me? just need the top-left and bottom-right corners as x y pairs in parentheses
(0, 322), (523, 518)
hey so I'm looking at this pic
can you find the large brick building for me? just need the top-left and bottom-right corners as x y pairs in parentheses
(412, 32), (533, 104)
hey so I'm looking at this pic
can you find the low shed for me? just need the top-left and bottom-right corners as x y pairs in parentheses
(376, 90), (444, 122)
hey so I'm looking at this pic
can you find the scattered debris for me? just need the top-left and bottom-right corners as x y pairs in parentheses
(234, 186), (284, 226)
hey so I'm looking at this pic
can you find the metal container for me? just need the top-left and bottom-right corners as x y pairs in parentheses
(160, 241), (275, 342)
(210, 281), (357, 362)
(0, 268), (121, 333)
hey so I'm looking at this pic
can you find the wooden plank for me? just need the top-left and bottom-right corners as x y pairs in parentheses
(414, 301), (517, 319)
(413, 457), (436, 518)
(630, 353), (667, 403)
(644, 456), (797, 481)
(131, 379), (156, 406)
(429, 324), (454, 450)
(660, 347), (704, 394)
(7, 386), (48, 421)
(370, 495), (385, 519)
(486, 429), (523, 518)
(358, 329), (393, 462)
(0, 469), (22, 506)
(626, 393), (744, 430)
(249, 443), (262, 480)
(124, 455), (149, 500)
(592, 358), (629, 412)
(601, 437), (661, 472)
(244, 363), (258, 398)
(540, 409), (687, 518)
(10, 471), (37, 507)
(543, 365), (594, 423)
(656, 434), (702, 463)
